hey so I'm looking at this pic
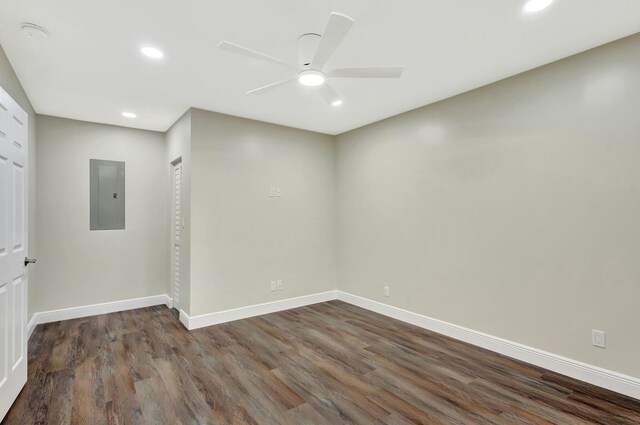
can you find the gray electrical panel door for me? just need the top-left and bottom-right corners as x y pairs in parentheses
(90, 159), (125, 230)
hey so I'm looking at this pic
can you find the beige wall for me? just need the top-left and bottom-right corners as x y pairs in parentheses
(0, 43), (37, 317)
(337, 34), (640, 377)
(188, 108), (337, 316)
(34, 116), (168, 312)
(166, 110), (191, 312)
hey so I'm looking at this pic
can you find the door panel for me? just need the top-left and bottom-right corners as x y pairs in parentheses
(0, 283), (7, 386)
(12, 163), (23, 251)
(11, 277), (24, 370)
(0, 86), (28, 422)
(0, 155), (6, 255)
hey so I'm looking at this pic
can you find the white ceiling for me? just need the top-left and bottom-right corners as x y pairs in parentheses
(1, 0), (639, 135)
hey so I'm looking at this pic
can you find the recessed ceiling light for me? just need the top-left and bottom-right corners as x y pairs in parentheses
(298, 70), (325, 87)
(121, 112), (137, 118)
(523, 0), (553, 13)
(141, 46), (164, 59)
(21, 23), (49, 39)
(331, 100), (343, 107)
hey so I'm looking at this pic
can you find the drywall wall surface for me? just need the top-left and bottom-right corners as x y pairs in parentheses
(35, 115), (168, 312)
(189, 108), (337, 316)
(337, 33), (640, 377)
(0, 42), (37, 317)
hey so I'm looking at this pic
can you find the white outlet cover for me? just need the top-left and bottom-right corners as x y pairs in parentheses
(277, 280), (283, 290)
(384, 286), (390, 297)
(269, 187), (276, 197)
(276, 187), (282, 197)
(270, 281), (276, 291)
(592, 330), (606, 348)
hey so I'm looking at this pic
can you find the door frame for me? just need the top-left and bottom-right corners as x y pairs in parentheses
(170, 157), (182, 310)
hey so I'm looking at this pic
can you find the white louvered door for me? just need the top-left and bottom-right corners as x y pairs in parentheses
(0, 87), (28, 422)
(171, 161), (182, 309)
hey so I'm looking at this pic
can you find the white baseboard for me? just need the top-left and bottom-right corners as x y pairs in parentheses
(336, 291), (640, 400)
(24, 289), (640, 399)
(179, 308), (190, 329)
(27, 294), (172, 338)
(164, 295), (174, 309)
(179, 290), (338, 330)
(27, 315), (38, 340)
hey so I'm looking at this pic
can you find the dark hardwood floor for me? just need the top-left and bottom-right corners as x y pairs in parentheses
(3, 300), (640, 424)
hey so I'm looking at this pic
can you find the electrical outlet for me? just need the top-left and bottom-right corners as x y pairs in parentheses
(384, 286), (390, 297)
(592, 330), (606, 348)
(270, 281), (276, 291)
(269, 187), (276, 197)
(277, 280), (283, 290)
(276, 187), (282, 197)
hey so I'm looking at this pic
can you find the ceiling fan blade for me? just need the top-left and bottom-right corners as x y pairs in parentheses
(318, 83), (343, 106)
(327, 66), (405, 78)
(246, 76), (297, 95)
(311, 12), (355, 68)
(218, 41), (298, 70)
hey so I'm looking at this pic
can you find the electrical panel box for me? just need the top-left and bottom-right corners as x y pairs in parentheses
(90, 159), (125, 230)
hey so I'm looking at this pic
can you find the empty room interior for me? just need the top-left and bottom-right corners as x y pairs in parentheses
(2, 0), (640, 423)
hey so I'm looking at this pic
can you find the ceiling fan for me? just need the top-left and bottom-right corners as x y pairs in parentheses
(218, 12), (405, 106)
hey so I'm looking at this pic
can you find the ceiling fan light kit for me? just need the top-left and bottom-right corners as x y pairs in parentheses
(218, 12), (405, 106)
(298, 70), (325, 87)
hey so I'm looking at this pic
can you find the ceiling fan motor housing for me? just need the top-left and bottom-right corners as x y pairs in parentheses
(298, 33), (321, 67)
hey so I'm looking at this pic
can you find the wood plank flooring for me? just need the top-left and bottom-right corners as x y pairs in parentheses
(3, 300), (640, 424)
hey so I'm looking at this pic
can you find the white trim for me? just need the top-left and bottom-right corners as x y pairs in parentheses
(336, 291), (640, 400)
(164, 295), (174, 309)
(27, 315), (37, 340)
(179, 309), (190, 329)
(179, 291), (338, 330)
(27, 294), (172, 339)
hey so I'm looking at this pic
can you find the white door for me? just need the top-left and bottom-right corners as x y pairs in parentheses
(0, 87), (28, 421)
(171, 161), (182, 309)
